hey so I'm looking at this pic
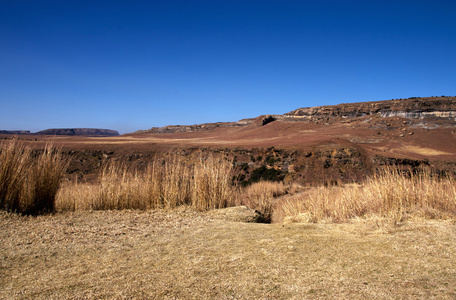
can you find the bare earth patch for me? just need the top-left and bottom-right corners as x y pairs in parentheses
(1, 209), (456, 299)
(401, 145), (453, 156)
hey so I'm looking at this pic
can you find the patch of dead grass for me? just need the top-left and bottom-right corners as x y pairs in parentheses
(402, 145), (452, 156)
(56, 154), (235, 212)
(274, 169), (456, 224)
(1, 210), (455, 299)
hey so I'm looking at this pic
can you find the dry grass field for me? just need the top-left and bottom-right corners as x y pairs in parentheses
(1, 209), (456, 299)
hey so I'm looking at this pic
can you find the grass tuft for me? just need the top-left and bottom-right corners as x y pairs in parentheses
(192, 155), (234, 210)
(0, 140), (69, 214)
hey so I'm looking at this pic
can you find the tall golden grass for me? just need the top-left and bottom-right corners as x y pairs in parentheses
(56, 154), (235, 211)
(192, 155), (234, 210)
(276, 168), (456, 223)
(0, 140), (69, 214)
(237, 181), (302, 222)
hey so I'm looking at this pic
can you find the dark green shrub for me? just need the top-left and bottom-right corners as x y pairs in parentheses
(248, 165), (284, 184)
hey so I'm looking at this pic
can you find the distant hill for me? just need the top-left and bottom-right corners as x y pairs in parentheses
(35, 128), (120, 136)
(0, 128), (120, 137)
(0, 130), (31, 135)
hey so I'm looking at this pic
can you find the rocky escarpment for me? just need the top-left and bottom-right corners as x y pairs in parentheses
(36, 128), (120, 136)
(284, 96), (456, 121)
(138, 97), (455, 134)
(135, 118), (257, 134)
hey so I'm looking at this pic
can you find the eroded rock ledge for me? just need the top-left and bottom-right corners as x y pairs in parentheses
(139, 96), (456, 134)
(284, 96), (456, 121)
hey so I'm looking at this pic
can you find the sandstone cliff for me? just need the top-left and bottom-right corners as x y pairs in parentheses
(139, 96), (456, 134)
(284, 96), (456, 121)
(135, 118), (256, 134)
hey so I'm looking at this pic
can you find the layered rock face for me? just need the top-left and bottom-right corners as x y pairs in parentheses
(35, 128), (120, 136)
(136, 119), (256, 134)
(140, 97), (456, 134)
(284, 96), (456, 121)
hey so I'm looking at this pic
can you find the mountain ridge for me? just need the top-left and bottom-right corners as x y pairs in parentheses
(136, 96), (456, 134)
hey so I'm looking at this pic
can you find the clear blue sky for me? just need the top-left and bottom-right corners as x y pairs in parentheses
(1, 0), (455, 134)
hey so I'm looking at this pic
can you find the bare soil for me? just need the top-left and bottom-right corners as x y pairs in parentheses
(1, 209), (456, 299)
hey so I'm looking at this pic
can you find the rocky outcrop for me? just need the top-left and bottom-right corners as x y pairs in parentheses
(36, 128), (120, 136)
(136, 118), (256, 134)
(138, 97), (456, 134)
(284, 96), (456, 121)
(262, 115), (277, 126)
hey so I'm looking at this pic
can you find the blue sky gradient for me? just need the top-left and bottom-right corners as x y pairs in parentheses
(1, 0), (455, 133)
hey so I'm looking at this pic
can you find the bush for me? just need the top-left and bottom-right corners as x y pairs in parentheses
(266, 155), (276, 166)
(248, 165), (283, 184)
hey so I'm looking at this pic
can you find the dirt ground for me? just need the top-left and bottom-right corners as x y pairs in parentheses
(1, 209), (456, 299)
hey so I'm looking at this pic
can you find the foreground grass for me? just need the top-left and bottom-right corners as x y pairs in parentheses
(1, 209), (456, 299)
(274, 169), (456, 224)
(57, 155), (235, 212)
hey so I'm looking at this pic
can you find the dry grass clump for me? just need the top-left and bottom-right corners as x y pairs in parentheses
(95, 161), (154, 210)
(0, 140), (69, 214)
(237, 181), (302, 223)
(192, 155), (234, 210)
(243, 181), (289, 198)
(276, 168), (456, 224)
(56, 154), (235, 211)
(56, 181), (99, 211)
(0, 140), (30, 212)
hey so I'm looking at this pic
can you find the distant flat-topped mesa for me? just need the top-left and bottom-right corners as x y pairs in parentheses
(284, 96), (456, 121)
(0, 130), (31, 135)
(36, 128), (120, 136)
